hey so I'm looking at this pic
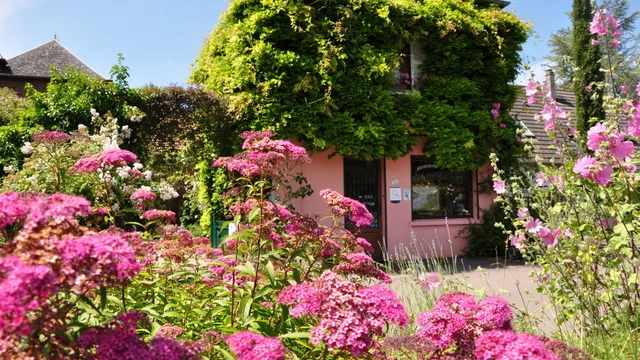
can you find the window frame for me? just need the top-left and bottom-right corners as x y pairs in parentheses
(410, 156), (474, 220)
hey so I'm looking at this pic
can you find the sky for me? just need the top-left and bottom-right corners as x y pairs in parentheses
(1, 0), (638, 88)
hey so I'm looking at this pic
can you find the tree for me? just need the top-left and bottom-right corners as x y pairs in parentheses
(573, 0), (606, 139)
(192, 0), (529, 171)
(547, 0), (640, 87)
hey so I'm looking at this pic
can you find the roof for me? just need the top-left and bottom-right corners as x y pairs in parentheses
(510, 87), (577, 165)
(4, 40), (104, 79)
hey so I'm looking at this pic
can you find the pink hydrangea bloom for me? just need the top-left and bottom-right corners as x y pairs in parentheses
(226, 331), (285, 360)
(320, 189), (373, 227)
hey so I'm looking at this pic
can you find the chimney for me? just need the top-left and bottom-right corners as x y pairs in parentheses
(545, 69), (556, 101)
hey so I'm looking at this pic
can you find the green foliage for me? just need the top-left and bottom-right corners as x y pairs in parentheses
(24, 58), (140, 132)
(0, 87), (31, 126)
(573, 0), (606, 142)
(192, 0), (529, 171)
(0, 124), (38, 178)
(462, 204), (516, 258)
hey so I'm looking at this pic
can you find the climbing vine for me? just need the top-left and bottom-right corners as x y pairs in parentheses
(192, 0), (529, 170)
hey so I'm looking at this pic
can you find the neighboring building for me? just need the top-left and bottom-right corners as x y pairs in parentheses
(0, 39), (104, 96)
(512, 69), (577, 165)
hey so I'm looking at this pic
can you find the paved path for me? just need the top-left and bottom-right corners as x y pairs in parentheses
(389, 258), (561, 334)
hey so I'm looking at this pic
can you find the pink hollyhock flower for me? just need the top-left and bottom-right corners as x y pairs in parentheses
(509, 233), (526, 250)
(525, 81), (538, 96)
(517, 208), (529, 221)
(535, 172), (546, 187)
(493, 179), (506, 194)
(599, 216), (617, 229)
(537, 227), (560, 247)
(591, 39), (601, 45)
(567, 126), (576, 137)
(590, 10), (609, 36)
(525, 218), (542, 233)
(226, 331), (285, 360)
(609, 133), (635, 160)
(527, 96), (538, 105)
(418, 272), (441, 290)
(612, 39), (621, 49)
(585, 85), (593, 93)
(621, 85), (629, 94)
(573, 156), (600, 178)
(499, 123), (506, 128)
(594, 166), (613, 186)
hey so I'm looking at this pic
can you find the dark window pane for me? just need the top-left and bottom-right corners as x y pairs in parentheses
(411, 156), (472, 219)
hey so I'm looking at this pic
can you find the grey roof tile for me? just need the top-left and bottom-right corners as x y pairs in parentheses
(7, 40), (104, 79)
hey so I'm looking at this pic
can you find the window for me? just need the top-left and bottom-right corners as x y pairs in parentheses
(411, 157), (473, 219)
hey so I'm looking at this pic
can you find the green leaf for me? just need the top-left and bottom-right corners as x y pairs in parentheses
(279, 332), (310, 339)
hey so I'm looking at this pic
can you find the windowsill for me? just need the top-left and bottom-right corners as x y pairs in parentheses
(410, 218), (479, 226)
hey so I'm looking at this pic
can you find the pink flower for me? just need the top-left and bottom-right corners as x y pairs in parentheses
(573, 156), (612, 185)
(320, 189), (373, 227)
(142, 210), (177, 224)
(475, 330), (559, 360)
(32, 130), (70, 144)
(527, 96), (538, 105)
(499, 123), (506, 129)
(226, 331), (285, 360)
(491, 103), (500, 119)
(474, 296), (514, 331)
(509, 234), (526, 250)
(334, 253), (392, 283)
(585, 85), (593, 93)
(493, 179), (506, 194)
(567, 126), (576, 137)
(609, 133), (635, 160)
(130, 188), (156, 202)
(591, 39), (601, 45)
(0, 192), (29, 229)
(101, 149), (138, 167)
(621, 85), (629, 94)
(537, 227), (560, 247)
(525, 218), (542, 233)
(517, 208), (529, 221)
(356, 237), (375, 253)
(418, 272), (441, 290)
(599, 216), (617, 229)
(525, 81), (538, 96)
(586, 122), (608, 151)
(416, 309), (467, 350)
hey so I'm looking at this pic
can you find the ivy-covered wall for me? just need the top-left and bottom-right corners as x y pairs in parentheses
(192, 0), (529, 171)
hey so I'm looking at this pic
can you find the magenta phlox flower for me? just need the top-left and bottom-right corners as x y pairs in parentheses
(356, 237), (375, 253)
(416, 309), (467, 350)
(57, 232), (142, 292)
(475, 330), (560, 360)
(493, 179), (506, 194)
(320, 189), (373, 227)
(130, 187), (156, 202)
(433, 292), (479, 318)
(226, 331), (285, 360)
(142, 209), (177, 224)
(278, 271), (408, 356)
(334, 253), (392, 283)
(23, 194), (92, 229)
(0, 192), (29, 229)
(0, 256), (58, 339)
(32, 130), (71, 144)
(474, 297), (514, 331)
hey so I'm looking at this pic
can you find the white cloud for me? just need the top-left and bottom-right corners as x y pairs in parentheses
(514, 62), (550, 86)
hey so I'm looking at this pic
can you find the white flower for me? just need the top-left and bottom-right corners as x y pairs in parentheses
(3, 165), (16, 173)
(133, 162), (143, 170)
(21, 142), (33, 154)
(157, 182), (179, 200)
(130, 115), (140, 122)
(143, 170), (152, 181)
(78, 124), (88, 131)
(111, 203), (120, 212)
(91, 108), (99, 120)
(116, 166), (131, 179)
(140, 185), (152, 192)
(121, 125), (132, 139)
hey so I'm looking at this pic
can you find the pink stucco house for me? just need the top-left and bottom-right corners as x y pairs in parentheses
(289, 137), (495, 261)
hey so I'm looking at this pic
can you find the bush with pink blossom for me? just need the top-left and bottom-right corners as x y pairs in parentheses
(491, 6), (640, 338)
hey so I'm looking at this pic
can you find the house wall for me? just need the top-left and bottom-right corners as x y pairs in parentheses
(0, 76), (49, 97)
(291, 139), (496, 259)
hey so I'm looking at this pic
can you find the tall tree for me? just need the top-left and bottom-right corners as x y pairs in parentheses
(547, 0), (639, 87)
(573, 0), (606, 140)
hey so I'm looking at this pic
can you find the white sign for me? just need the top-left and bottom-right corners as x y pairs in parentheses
(390, 187), (401, 203)
(228, 222), (237, 235)
(403, 189), (411, 201)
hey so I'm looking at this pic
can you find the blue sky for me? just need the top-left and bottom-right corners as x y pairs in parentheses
(1, 0), (637, 87)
